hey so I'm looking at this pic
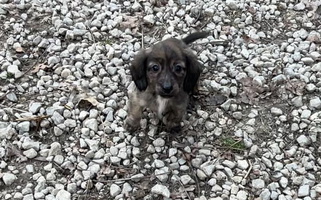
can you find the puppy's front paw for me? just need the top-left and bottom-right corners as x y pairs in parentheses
(124, 117), (140, 132)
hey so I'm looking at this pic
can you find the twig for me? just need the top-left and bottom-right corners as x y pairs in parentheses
(181, 152), (200, 197)
(172, 173), (192, 200)
(15, 115), (49, 122)
(0, 91), (10, 100)
(94, 171), (171, 183)
(0, 104), (29, 113)
(230, 139), (242, 147)
(15, 51), (46, 81)
(200, 17), (212, 29)
(216, 146), (246, 151)
(243, 160), (253, 180)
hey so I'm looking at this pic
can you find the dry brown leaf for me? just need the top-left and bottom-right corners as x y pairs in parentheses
(15, 46), (24, 53)
(120, 15), (140, 29)
(285, 79), (306, 95)
(77, 96), (100, 108)
(31, 63), (48, 73)
(239, 77), (267, 104)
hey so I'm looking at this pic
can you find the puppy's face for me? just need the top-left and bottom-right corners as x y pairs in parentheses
(130, 38), (202, 97)
(145, 41), (187, 97)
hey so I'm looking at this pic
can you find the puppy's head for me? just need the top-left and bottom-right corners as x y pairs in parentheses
(130, 38), (202, 97)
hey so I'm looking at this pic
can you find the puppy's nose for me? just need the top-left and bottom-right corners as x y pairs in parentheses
(162, 82), (173, 94)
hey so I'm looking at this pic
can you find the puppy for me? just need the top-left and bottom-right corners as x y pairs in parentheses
(125, 32), (208, 132)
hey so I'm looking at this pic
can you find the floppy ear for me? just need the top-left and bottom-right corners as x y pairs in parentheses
(130, 50), (148, 91)
(183, 50), (203, 93)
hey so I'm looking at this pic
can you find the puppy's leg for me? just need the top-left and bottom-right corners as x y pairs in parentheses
(124, 93), (143, 132)
(125, 100), (143, 132)
(163, 107), (186, 132)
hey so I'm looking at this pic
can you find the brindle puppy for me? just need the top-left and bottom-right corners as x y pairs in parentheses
(125, 32), (208, 132)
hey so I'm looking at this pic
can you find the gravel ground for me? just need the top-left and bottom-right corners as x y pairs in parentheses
(1, 0), (321, 199)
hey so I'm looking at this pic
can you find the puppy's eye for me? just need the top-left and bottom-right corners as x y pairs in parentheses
(151, 65), (160, 72)
(174, 64), (183, 73)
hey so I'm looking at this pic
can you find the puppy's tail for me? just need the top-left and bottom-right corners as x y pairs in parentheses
(182, 32), (209, 44)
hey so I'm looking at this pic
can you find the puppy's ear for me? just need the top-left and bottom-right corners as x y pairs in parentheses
(130, 50), (148, 91)
(183, 50), (202, 93)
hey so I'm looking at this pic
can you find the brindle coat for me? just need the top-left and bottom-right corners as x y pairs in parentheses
(125, 32), (208, 132)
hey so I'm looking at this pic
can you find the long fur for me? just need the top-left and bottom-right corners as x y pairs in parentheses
(125, 32), (208, 132)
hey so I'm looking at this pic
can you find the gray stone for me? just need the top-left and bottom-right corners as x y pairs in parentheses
(205, 121), (215, 131)
(309, 97), (321, 109)
(143, 15), (155, 24)
(297, 135), (310, 146)
(110, 184), (121, 197)
(151, 184), (170, 198)
(236, 190), (248, 200)
(292, 96), (303, 107)
(294, 2), (305, 11)
(16, 121), (30, 133)
(84, 118), (98, 132)
(48, 142), (62, 157)
(155, 168), (169, 182)
(237, 160), (249, 170)
(180, 174), (192, 185)
(23, 148), (37, 159)
(64, 119), (77, 127)
(2, 173), (17, 185)
(298, 185), (310, 197)
(117, 109), (127, 119)
(122, 182), (133, 194)
(153, 138), (165, 147)
(280, 177), (288, 188)
(48, 56), (60, 65)
(252, 179), (265, 189)
(7, 65), (22, 78)
(56, 189), (71, 200)
(52, 111), (65, 125)
(301, 110), (311, 119)
(200, 161), (215, 176)
(29, 102), (42, 114)
(260, 188), (271, 200)
(271, 107), (283, 115)
(6, 92), (18, 102)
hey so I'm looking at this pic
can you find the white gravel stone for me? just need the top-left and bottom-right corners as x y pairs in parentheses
(252, 179), (265, 189)
(83, 118), (98, 132)
(297, 135), (310, 146)
(260, 188), (271, 200)
(56, 189), (71, 200)
(200, 161), (215, 177)
(2, 173), (17, 185)
(309, 97), (321, 109)
(23, 148), (37, 159)
(271, 107), (283, 115)
(110, 184), (121, 197)
(280, 177), (288, 188)
(180, 174), (192, 185)
(7, 65), (22, 78)
(153, 138), (165, 147)
(298, 185), (310, 197)
(236, 190), (248, 200)
(151, 184), (170, 198)
(143, 15), (155, 24)
(237, 160), (249, 170)
(301, 110), (311, 119)
(29, 102), (42, 114)
(48, 142), (61, 157)
(294, 2), (305, 10)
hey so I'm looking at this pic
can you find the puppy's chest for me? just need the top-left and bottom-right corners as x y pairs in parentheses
(156, 96), (170, 118)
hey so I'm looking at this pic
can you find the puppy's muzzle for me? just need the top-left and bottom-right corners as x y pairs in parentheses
(159, 80), (174, 97)
(162, 81), (173, 94)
